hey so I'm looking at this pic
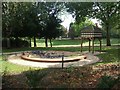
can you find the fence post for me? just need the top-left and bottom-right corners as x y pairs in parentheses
(62, 53), (64, 69)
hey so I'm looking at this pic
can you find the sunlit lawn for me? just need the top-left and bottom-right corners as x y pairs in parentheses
(3, 38), (119, 52)
(94, 38), (120, 45)
(31, 39), (82, 47)
(31, 38), (120, 47)
(96, 48), (120, 65)
(0, 55), (39, 74)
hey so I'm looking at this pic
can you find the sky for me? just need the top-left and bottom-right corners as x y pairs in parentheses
(60, 12), (75, 30)
(60, 12), (101, 30)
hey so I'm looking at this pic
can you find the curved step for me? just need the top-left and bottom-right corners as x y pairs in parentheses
(21, 55), (87, 63)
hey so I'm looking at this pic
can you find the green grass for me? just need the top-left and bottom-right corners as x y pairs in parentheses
(96, 48), (120, 64)
(31, 39), (87, 47)
(0, 55), (39, 74)
(3, 46), (104, 53)
(52, 39), (81, 45)
(3, 38), (119, 53)
(94, 38), (120, 45)
(31, 38), (120, 47)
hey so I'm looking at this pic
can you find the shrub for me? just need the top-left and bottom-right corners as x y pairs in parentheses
(96, 75), (118, 89)
(2, 38), (29, 48)
(66, 65), (74, 73)
(25, 69), (47, 88)
(2, 67), (8, 88)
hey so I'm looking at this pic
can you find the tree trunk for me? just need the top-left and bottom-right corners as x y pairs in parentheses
(7, 38), (10, 48)
(106, 23), (111, 46)
(49, 38), (52, 47)
(29, 37), (31, 47)
(15, 37), (19, 47)
(45, 37), (48, 47)
(34, 36), (36, 47)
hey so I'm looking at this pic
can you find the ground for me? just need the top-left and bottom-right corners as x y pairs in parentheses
(1, 38), (120, 89)
(7, 51), (99, 68)
(2, 50), (120, 89)
(2, 63), (120, 89)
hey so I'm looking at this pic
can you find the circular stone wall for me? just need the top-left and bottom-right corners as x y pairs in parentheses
(21, 51), (86, 63)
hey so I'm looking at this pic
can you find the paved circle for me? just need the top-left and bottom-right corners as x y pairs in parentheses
(7, 51), (102, 68)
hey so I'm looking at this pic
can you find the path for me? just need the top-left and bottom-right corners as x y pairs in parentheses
(7, 51), (103, 68)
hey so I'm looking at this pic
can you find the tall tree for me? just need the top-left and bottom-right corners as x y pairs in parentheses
(2, 2), (64, 48)
(71, 18), (94, 37)
(66, 2), (120, 46)
(39, 2), (63, 47)
(2, 2), (20, 47)
(92, 2), (120, 46)
(2, 2), (43, 47)
(68, 22), (75, 39)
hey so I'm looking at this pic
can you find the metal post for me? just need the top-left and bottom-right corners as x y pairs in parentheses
(92, 38), (94, 53)
(89, 39), (91, 52)
(100, 39), (102, 52)
(7, 38), (10, 48)
(81, 38), (83, 52)
(62, 54), (64, 69)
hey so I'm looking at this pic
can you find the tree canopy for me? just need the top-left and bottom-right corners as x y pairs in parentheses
(2, 2), (120, 48)
(2, 2), (64, 47)
(66, 2), (120, 46)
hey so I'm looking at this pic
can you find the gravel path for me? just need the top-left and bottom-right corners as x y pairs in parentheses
(7, 51), (102, 68)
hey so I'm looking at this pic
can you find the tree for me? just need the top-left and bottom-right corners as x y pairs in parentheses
(2, 2), (43, 47)
(71, 18), (94, 37)
(2, 2), (64, 48)
(60, 25), (68, 38)
(92, 2), (120, 46)
(2, 2), (20, 48)
(66, 2), (93, 23)
(66, 2), (120, 46)
(39, 2), (64, 47)
(68, 22), (75, 39)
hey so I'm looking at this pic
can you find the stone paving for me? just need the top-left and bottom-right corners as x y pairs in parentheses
(7, 51), (103, 68)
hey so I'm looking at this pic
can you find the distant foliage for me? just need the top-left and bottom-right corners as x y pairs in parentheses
(2, 38), (29, 48)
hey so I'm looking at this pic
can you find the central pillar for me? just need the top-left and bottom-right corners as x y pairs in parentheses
(81, 38), (83, 52)
(92, 38), (94, 53)
(89, 38), (91, 52)
(99, 39), (102, 52)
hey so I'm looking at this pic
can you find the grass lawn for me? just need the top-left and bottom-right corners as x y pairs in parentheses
(3, 38), (120, 52)
(31, 39), (81, 47)
(96, 48), (120, 64)
(0, 55), (39, 74)
(94, 38), (120, 45)
(30, 38), (120, 47)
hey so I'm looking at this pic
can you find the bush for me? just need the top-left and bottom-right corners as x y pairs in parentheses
(2, 38), (29, 48)
(2, 67), (8, 88)
(66, 65), (74, 73)
(96, 75), (119, 89)
(25, 69), (47, 88)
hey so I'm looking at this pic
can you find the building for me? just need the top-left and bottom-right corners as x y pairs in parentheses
(80, 23), (102, 53)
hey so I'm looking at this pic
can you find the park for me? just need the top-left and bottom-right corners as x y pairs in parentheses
(1, 2), (120, 89)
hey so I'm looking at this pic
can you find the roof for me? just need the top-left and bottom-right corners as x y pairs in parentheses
(81, 25), (102, 33)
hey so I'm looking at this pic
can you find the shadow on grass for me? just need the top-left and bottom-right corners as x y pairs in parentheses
(97, 48), (120, 64)
(2, 68), (72, 89)
(2, 64), (120, 89)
